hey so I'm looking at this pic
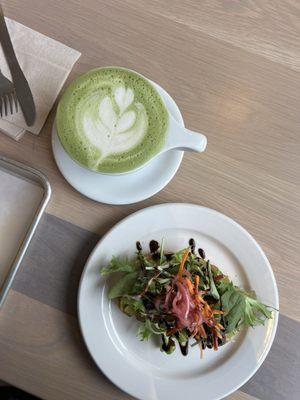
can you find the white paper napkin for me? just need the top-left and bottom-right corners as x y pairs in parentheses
(0, 18), (81, 140)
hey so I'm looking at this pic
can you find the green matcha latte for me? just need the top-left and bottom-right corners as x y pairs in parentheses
(56, 67), (169, 173)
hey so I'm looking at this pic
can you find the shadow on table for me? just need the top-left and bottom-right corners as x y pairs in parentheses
(12, 213), (100, 316)
(0, 386), (40, 400)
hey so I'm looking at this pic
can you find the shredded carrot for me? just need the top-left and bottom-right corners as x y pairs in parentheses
(191, 329), (198, 338)
(212, 310), (224, 315)
(213, 331), (218, 351)
(199, 343), (204, 359)
(166, 327), (179, 336)
(185, 278), (194, 295)
(177, 248), (190, 280)
(215, 330), (223, 339)
(198, 324), (207, 338)
(216, 322), (224, 330)
(196, 295), (205, 304)
(194, 275), (199, 293)
(203, 302), (212, 317)
(204, 302), (212, 317)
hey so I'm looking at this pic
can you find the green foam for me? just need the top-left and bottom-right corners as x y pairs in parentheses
(56, 67), (169, 173)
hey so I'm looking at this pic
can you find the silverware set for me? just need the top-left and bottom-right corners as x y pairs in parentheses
(0, 3), (35, 124)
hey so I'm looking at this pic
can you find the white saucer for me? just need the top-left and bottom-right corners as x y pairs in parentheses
(52, 82), (184, 205)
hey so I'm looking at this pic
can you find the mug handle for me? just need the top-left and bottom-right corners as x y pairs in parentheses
(164, 113), (207, 153)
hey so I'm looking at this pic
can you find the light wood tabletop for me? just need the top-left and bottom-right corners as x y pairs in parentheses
(0, 1), (299, 399)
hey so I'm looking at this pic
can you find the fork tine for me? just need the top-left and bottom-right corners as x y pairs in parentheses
(0, 96), (2, 117)
(3, 94), (7, 116)
(8, 92), (13, 114)
(13, 90), (18, 112)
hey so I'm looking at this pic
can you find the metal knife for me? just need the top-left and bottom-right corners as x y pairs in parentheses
(0, 5), (36, 126)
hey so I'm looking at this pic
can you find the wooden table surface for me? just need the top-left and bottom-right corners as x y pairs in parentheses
(0, 1), (299, 399)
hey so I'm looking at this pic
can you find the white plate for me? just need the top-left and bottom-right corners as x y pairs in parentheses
(52, 81), (184, 205)
(78, 203), (279, 400)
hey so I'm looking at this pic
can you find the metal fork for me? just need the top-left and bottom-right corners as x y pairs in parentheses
(0, 69), (18, 117)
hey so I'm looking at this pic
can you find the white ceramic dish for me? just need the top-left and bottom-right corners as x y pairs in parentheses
(52, 81), (184, 205)
(78, 203), (279, 400)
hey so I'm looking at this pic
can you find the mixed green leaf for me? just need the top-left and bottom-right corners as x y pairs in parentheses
(100, 239), (273, 357)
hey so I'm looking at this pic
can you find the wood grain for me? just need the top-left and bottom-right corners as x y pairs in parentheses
(0, 0), (299, 399)
(125, 0), (300, 72)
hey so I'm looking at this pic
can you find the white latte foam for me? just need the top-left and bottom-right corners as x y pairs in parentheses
(82, 86), (148, 159)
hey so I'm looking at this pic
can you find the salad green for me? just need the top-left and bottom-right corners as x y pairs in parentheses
(101, 239), (272, 356)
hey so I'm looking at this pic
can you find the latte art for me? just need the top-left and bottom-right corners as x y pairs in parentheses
(56, 67), (169, 173)
(83, 87), (148, 160)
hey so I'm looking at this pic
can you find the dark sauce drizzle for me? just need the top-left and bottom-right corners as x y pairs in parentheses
(189, 238), (195, 253)
(161, 335), (175, 353)
(179, 341), (189, 356)
(198, 248), (206, 259)
(165, 253), (174, 261)
(149, 240), (159, 253)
